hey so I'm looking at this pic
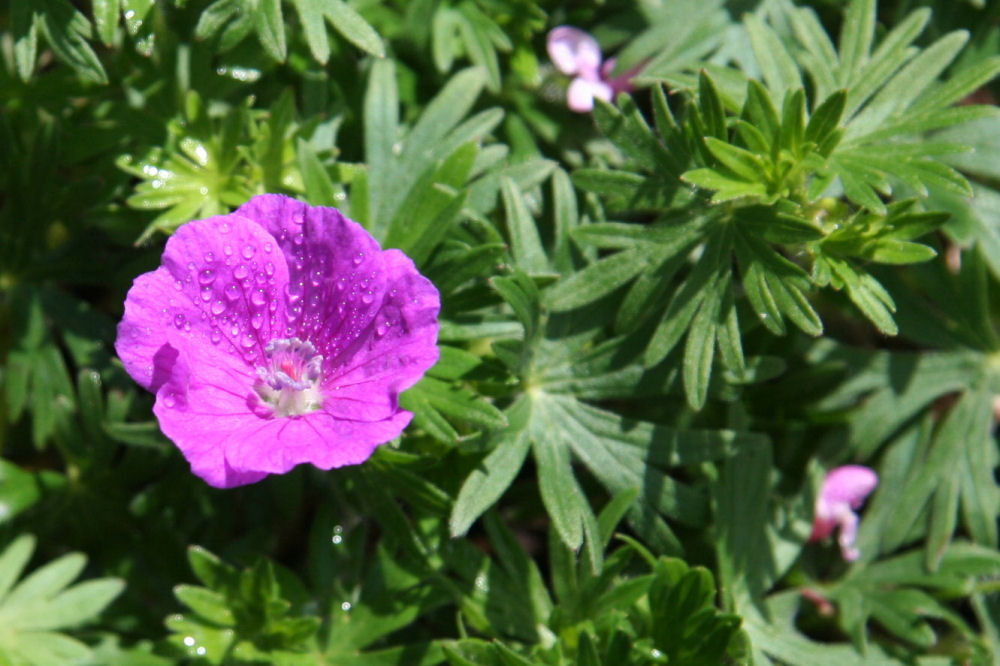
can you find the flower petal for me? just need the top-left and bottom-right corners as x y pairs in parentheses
(567, 77), (613, 113)
(321, 248), (441, 423)
(547, 26), (603, 79)
(234, 195), (388, 367)
(821, 465), (879, 509)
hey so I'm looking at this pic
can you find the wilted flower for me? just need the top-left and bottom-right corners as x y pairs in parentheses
(116, 194), (440, 488)
(809, 465), (879, 561)
(546, 25), (638, 112)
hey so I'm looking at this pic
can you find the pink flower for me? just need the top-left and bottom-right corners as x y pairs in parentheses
(116, 194), (440, 488)
(546, 26), (637, 113)
(809, 465), (879, 562)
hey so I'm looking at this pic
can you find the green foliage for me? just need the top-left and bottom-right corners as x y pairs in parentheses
(166, 546), (321, 662)
(0, 535), (124, 665)
(4, 0), (1000, 663)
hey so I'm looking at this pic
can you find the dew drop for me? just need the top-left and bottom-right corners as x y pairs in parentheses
(362, 290), (375, 304)
(211, 300), (226, 315)
(223, 244), (233, 256)
(241, 244), (255, 259)
(174, 314), (185, 328)
(225, 284), (240, 301)
(353, 252), (364, 265)
(311, 270), (323, 287)
(184, 322), (192, 332)
(183, 636), (195, 647)
(196, 646), (207, 656)
(234, 264), (249, 280)
(210, 329), (222, 344)
(164, 393), (177, 408)
(341, 601), (352, 612)
(241, 332), (256, 347)
(293, 233), (304, 246)
(264, 242), (273, 253)
(219, 222), (230, 234)
(173, 279), (183, 291)
(265, 262), (275, 276)
(230, 324), (240, 336)
(203, 251), (215, 263)
(251, 289), (267, 307)
(200, 287), (212, 302)
(251, 312), (264, 329)
(198, 269), (215, 285)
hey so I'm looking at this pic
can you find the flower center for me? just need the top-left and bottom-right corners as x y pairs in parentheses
(252, 337), (324, 418)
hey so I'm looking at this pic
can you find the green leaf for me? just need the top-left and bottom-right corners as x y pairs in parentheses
(703, 138), (767, 183)
(500, 178), (548, 275)
(838, 0), (877, 86)
(92, 0), (119, 46)
(36, 0), (107, 83)
(12, 3), (38, 81)
(291, 0), (330, 64)
(532, 426), (588, 551)
(745, 14), (802, 97)
(320, 0), (385, 57)
(450, 399), (532, 537)
(253, 0), (287, 62)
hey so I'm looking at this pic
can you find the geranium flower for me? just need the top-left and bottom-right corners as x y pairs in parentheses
(809, 465), (879, 561)
(116, 194), (440, 488)
(547, 25), (638, 112)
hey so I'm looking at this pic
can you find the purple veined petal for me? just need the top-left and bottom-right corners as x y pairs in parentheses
(567, 76), (614, 113)
(234, 194), (388, 366)
(820, 465), (879, 509)
(320, 248), (441, 423)
(547, 25), (603, 79)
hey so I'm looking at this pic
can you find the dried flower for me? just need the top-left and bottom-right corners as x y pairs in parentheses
(809, 465), (879, 561)
(547, 25), (637, 112)
(116, 194), (440, 488)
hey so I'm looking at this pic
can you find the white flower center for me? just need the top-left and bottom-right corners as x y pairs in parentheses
(253, 337), (324, 417)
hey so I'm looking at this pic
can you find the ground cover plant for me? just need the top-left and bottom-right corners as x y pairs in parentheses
(4, 0), (1000, 663)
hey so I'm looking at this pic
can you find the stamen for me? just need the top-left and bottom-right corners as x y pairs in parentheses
(252, 337), (324, 417)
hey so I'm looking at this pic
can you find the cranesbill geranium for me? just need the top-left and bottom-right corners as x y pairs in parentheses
(809, 465), (879, 561)
(546, 25), (638, 113)
(116, 194), (440, 488)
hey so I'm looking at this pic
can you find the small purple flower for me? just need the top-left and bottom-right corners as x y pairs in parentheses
(809, 465), (879, 562)
(547, 25), (638, 113)
(116, 194), (440, 488)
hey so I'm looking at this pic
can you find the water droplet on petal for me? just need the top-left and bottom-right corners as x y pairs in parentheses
(200, 287), (212, 302)
(198, 269), (215, 285)
(264, 242), (273, 253)
(223, 244), (233, 256)
(164, 393), (177, 408)
(204, 251), (215, 263)
(353, 252), (364, 265)
(241, 332), (256, 347)
(293, 233), (304, 246)
(219, 222), (230, 234)
(211, 300), (226, 315)
(251, 312), (264, 329)
(174, 314), (185, 328)
(362, 291), (374, 304)
(242, 244), (255, 259)
(251, 289), (267, 307)
(173, 279), (183, 291)
(265, 262), (275, 276)
(234, 264), (249, 280)
(210, 329), (222, 344)
(225, 284), (240, 301)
